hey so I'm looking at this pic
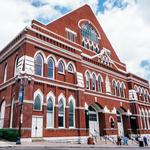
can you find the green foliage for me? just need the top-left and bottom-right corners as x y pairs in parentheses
(0, 128), (18, 141)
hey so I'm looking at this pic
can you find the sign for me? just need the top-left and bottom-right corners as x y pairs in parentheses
(18, 85), (24, 104)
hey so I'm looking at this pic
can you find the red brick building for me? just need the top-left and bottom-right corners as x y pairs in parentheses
(0, 5), (150, 142)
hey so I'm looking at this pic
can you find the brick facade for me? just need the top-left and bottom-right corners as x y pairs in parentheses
(0, 4), (150, 142)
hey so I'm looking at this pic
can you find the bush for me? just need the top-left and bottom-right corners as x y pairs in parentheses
(0, 129), (18, 142)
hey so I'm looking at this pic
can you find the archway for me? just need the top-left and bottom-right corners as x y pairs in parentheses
(88, 103), (103, 137)
(0, 100), (6, 128)
(116, 108), (125, 136)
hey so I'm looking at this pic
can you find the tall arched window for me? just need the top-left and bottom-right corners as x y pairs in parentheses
(47, 97), (54, 128)
(121, 83), (125, 98)
(69, 100), (75, 127)
(58, 99), (65, 127)
(145, 110), (149, 129)
(48, 58), (54, 79)
(33, 95), (42, 111)
(86, 72), (90, 89)
(4, 64), (7, 83)
(58, 61), (65, 74)
(98, 75), (103, 92)
(112, 80), (117, 96)
(117, 82), (121, 96)
(14, 57), (19, 76)
(35, 54), (43, 76)
(92, 74), (96, 91)
(10, 98), (14, 128)
(0, 101), (6, 128)
(141, 110), (146, 129)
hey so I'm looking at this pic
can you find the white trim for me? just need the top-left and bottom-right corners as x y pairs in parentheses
(46, 91), (55, 128)
(34, 50), (46, 64)
(68, 95), (76, 128)
(46, 54), (57, 66)
(58, 93), (66, 128)
(78, 19), (101, 39)
(10, 97), (14, 128)
(3, 64), (7, 83)
(34, 52), (44, 76)
(29, 27), (81, 52)
(65, 28), (77, 36)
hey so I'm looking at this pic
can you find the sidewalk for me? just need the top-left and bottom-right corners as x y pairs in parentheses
(0, 140), (143, 148)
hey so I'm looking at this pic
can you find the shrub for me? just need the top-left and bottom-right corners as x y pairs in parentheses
(0, 129), (18, 142)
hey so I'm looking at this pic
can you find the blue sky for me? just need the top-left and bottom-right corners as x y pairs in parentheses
(0, 0), (150, 83)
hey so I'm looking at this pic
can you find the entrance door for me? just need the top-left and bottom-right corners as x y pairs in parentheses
(89, 106), (100, 137)
(117, 111), (124, 136)
(31, 116), (43, 137)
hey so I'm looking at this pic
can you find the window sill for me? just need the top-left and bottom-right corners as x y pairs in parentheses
(58, 72), (65, 75)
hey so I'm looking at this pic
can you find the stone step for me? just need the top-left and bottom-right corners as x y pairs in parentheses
(32, 138), (45, 142)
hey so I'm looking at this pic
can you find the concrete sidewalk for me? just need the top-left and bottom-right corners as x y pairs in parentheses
(0, 140), (143, 148)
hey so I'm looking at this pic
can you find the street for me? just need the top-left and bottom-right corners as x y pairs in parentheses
(0, 147), (150, 150)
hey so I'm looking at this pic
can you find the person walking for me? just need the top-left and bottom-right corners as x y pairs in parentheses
(143, 136), (148, 146)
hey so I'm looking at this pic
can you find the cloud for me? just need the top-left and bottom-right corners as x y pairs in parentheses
(97, 0), (150, 82)
(0, 0), (150, 82)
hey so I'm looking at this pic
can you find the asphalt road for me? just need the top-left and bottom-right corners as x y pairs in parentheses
(0, 147), (150, 150)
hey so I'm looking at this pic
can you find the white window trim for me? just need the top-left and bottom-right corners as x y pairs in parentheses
(68, 95), (75, 128)
(47, 57), (55, 79)
(46, 91), (55, 128)
(58, 93), (66, 128)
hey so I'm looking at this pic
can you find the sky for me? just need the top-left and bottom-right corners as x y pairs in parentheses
(0, 0), (150, 83)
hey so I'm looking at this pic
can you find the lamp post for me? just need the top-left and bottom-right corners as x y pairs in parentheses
(16, 75), (31, 144)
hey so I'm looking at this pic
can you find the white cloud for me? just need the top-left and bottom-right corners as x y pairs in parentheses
(97, 0), (150, 82)
(0, 0), (150, 82)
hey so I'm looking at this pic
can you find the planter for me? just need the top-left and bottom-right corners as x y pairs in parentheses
(87, 137), (95, 145)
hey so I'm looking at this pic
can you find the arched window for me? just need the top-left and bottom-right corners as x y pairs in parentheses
(33, 95), (42, 111)
(48, 58), (54, 79)
(110, 117), (115, 128)
(14, 57), (19, 76)
(68, 63), (74, 73)
(112, 80), (117, 96)
(81, 23), (99, 43)
(10, 98), (14, 128)
(47, 97), (54, 128)
(58, 61), (65, 74)
(121, 83), (125, 98)
(35, 54), (43, 76)
(145, 110), (149, 129)
(105, 75), (111, 94)
(58, 99), (65, 127)
(98, 75), (102, 92)
(141, 110), (146, 129)
(0, 101), (6, 128)
(92, 74), (96, 91)
(86, 72), (90, 89)
(69, 100), (75, 127)
(117, 82), (121, 96)
(4, 64), (7, 83)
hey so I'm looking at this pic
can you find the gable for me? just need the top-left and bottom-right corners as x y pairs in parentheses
(46, 4), (122, 65)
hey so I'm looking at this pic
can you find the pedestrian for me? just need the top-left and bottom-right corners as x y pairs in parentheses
(117, 135), (121, 145)
(143, 136), (148, 146)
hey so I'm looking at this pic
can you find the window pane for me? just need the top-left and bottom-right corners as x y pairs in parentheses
(68, 64), (74, 72)
(58, 61), (64, 73)
(58, 116), (64, 127)
(35, 54), (43, 76)
(47, 98), (53, 112)
(34, 95), (41, 110)
(47, 112), (53, 127)
(69, 101), (74, 127)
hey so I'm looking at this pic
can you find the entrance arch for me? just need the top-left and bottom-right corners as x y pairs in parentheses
(117, 108), (125, 136)
(88, 103), (103, 137)
(0, 100), (6, 128)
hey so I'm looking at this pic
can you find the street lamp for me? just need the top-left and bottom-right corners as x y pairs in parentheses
(16, 75), (31, 144)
